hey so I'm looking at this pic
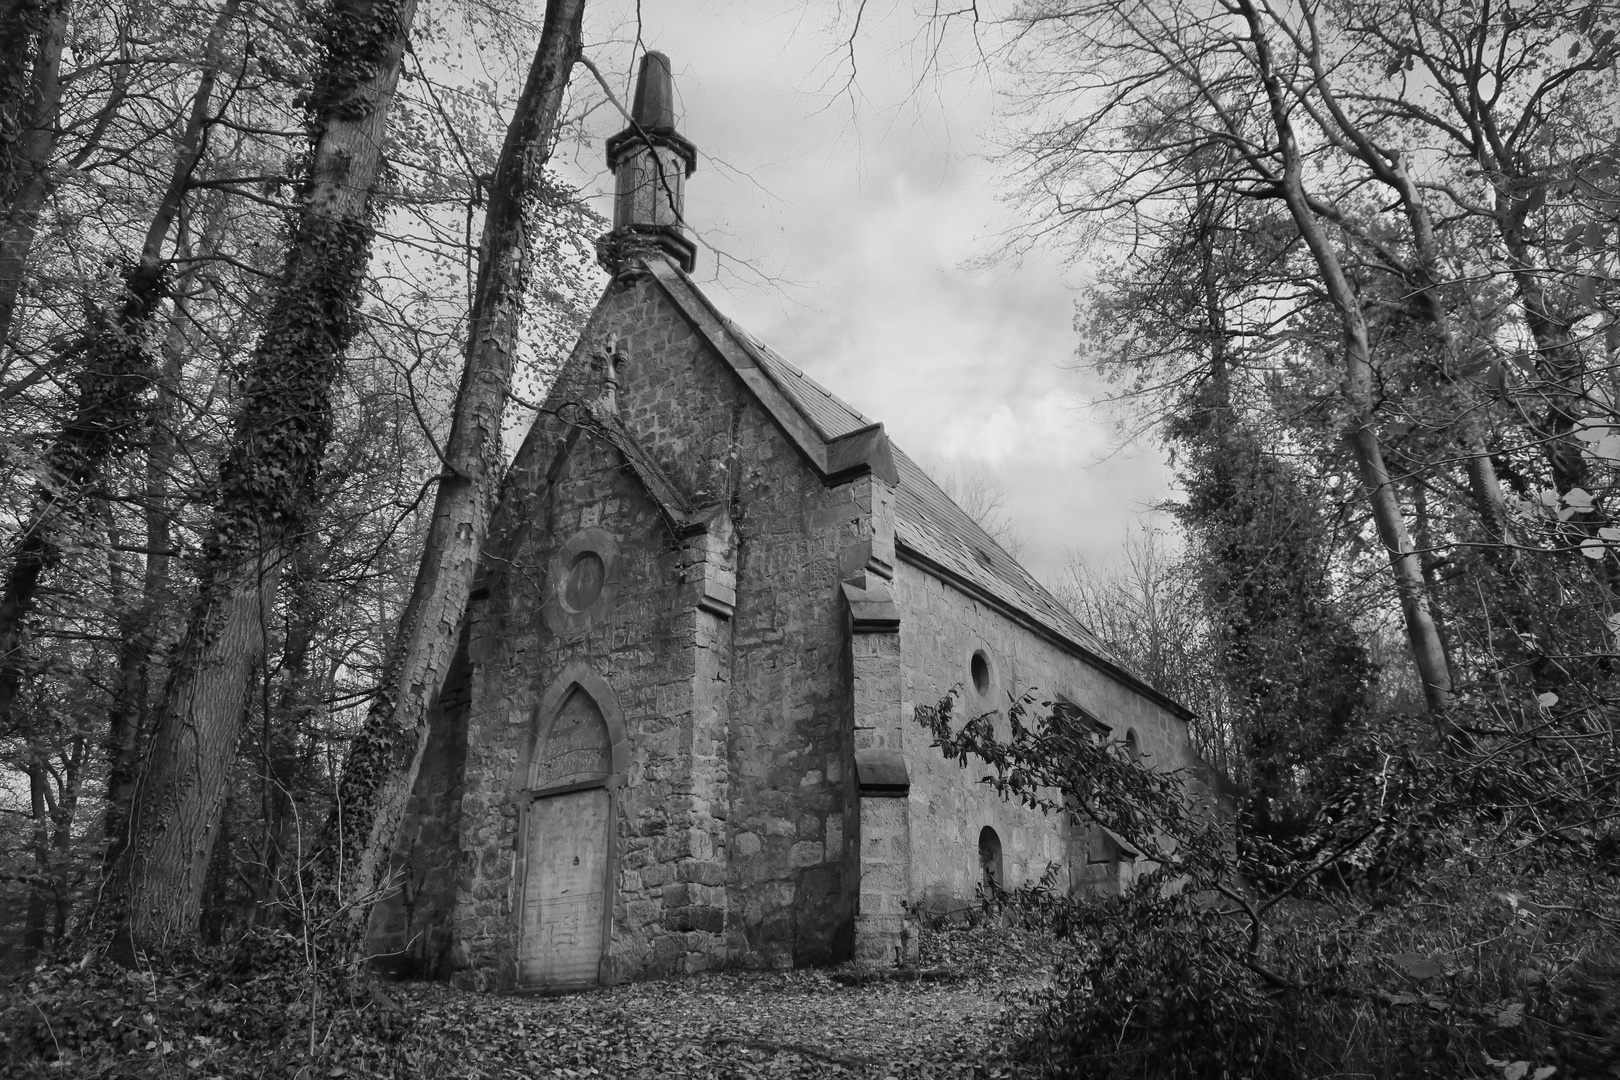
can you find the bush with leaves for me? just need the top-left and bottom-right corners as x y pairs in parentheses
(917, 691), (1620, 1079)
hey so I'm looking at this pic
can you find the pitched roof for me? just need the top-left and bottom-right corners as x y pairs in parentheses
(636, 259), (1190, 720)
(718, 315), (1124, 669)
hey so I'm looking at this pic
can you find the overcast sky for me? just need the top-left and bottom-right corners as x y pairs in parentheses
(550, 1), (1177, 587)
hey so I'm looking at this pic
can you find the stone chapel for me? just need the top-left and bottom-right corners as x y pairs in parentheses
(368, 52), (1204, 992)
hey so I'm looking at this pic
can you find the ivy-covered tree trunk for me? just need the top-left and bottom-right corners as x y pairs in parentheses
(310, 0), (587, 968)
(0, 0), (69, 348)
(119, 0), (420, 956)
(103, 206), (224, 868)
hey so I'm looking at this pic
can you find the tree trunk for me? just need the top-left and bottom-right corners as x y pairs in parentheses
(24, 755), (49, 956)
(0, 0), (69, 348)
(310, 0), (587, 964)
(119, 0), (421, 956)
(49, 729), (85, 943)
(249, 536), (323, 922)
(1238, 0), (1453, 718)
(103, 205), (223, 869)
(1301, 50), (1519, 553)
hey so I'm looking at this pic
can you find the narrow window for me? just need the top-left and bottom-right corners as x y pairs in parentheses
(1124, 729), (1140, 762)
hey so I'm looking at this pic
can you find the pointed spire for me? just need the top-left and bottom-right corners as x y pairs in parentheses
(629, 51), (676, 131)
(600, 50), (698, 275)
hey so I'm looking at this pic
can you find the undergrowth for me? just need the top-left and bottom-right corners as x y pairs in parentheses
(991, 863), (1618, 1079)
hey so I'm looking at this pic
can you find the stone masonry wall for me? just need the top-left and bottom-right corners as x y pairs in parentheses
(452, 422), (729, 987)
(894, 559), (1198, 911)
(445, 272), (869, 984)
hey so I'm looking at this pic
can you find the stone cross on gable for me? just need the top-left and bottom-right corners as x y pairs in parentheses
(593, 332), (627, 415)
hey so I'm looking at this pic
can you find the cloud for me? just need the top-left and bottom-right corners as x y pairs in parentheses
(561, 1), (1176, 587)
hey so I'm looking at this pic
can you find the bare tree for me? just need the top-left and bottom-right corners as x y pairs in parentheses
(924, 455), (1028, 557)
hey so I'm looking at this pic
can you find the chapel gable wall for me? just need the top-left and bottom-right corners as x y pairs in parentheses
(450, 426), (703, 988)
(574, 276), (869, 969)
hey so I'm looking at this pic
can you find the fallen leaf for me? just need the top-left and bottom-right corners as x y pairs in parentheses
(1392, 953), (1446, 978)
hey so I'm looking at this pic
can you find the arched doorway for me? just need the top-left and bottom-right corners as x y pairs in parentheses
(978, 826), (1004, 892)
(517, 676), (621, 990)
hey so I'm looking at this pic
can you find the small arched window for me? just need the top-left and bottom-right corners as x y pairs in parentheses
(1124, 729), (1141, 762)
(978, 826), (1004, 891)
(970, 651), (991, 695)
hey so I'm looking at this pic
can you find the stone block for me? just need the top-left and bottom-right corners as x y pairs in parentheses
(664, 904), (724, 934)
(639, 862), (675, 888)
(678, 859), (726, 886)
(789, 840), (824, 867)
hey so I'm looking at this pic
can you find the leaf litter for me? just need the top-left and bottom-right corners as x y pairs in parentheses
(3, 924), (1054, 1079)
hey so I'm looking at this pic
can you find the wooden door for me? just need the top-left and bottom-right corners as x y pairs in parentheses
(518, 787), (610, 988)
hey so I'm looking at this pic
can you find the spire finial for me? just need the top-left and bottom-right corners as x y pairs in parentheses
(629, 51), (676, 130)
(600, 51), (698, 275)
(596, 53), (696, 276)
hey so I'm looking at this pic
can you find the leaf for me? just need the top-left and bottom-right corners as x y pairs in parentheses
(1505, 1063), (1529, 1080)
(1601, 528), (1620, 542)
(1564, 487), (1594, 509)
(1533, 1067), (1556, 1079)
(1537, 692), (1559, 708)
(1588, 435), (1620, 464)
(1496, 1002), (1526, 1027)
(1392, 952), (1445, 978)
(1581, 538), (1606, 559)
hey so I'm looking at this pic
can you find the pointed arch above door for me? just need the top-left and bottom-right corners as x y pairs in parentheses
(526, 662), (630, 792)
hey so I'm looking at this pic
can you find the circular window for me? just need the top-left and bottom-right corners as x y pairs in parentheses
(562, 551), (605, 612)
(970, 651), (991, 694)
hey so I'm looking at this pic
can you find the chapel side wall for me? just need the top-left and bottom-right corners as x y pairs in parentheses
(894, 559), (1196, 910)
(587, 275), (861, 969)
(366, 633), (471, 977)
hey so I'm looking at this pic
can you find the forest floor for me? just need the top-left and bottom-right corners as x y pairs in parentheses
(368, 924), (1053, 1079)
(4, 923), (1057, 1079)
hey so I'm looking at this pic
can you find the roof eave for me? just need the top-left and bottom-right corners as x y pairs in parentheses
(894, 538), (1198, 724)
